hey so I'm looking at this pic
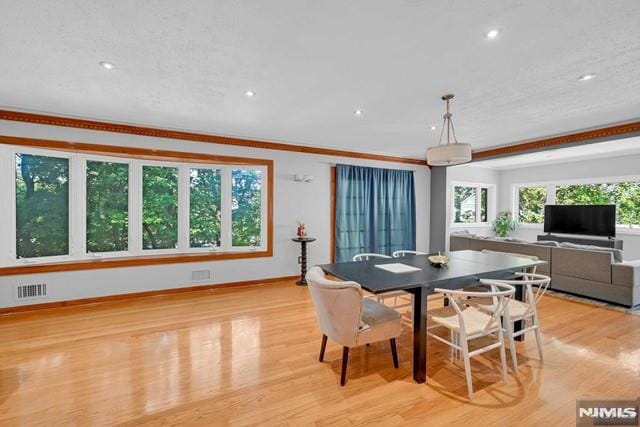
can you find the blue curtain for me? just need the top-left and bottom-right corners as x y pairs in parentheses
(335, 164), (416, 262)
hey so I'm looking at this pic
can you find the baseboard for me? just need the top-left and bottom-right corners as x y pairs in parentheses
(0, 275), (299, 315)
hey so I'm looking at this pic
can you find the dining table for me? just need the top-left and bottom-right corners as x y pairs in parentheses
(318, 250), (546, 383)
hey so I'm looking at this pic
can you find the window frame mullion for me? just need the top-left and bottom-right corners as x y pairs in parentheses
(74, 154), (86, 258)
(129, 160), (143, 256)
(220, 166), (232, 251)
(178, 165), (190, 251)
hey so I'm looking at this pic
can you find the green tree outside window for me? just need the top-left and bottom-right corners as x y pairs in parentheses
(232, 169), (262, 246)
(190, 168), (222, 248)
(142, 166), (178, 249)
(518, 186), (547, 224)
(86, 161), (129, 252)
(15, 154), (69, 258)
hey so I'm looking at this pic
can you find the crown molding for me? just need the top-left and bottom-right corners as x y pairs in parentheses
(472, 120), (640, 159)
(0, 109), (428, 166)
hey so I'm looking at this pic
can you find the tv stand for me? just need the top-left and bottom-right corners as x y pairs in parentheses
(537, 234), (623, 250)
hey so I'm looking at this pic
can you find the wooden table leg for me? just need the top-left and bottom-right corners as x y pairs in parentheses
(411, 286), (428, 383)
(514, 268), (526, 341)
(296, 241), (308, 286)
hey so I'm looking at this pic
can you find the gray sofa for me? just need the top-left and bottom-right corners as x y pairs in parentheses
(450, 234), (640, 308)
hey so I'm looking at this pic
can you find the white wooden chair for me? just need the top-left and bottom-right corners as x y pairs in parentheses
(352, 253), (392, 262)
(472, 273), (551, 373)
(387, 250), (427, 310)
(392, 250), (427, 257)
(427, 282), (515, 400)
(352, 253), (410, 310)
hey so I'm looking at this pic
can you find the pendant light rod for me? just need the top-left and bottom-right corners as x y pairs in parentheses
(438, 94), (459, 146)
(427, 93), (472, 167)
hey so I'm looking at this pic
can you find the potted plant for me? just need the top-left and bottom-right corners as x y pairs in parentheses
(492, 211), (519, 238)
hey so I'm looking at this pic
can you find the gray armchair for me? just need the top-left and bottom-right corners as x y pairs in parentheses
(306, 267), (403, 385)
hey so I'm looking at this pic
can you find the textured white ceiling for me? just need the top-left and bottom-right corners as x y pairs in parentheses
(1, 0), (639, 159)
(470, 136), (640, 170)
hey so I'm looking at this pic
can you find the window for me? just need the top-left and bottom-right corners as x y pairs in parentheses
(15, 153), (69, 259)
(1, 142), (271, 272)
(514, 178), (640, 229)
(142, 165), (179, 250)
(518, 186), (547, 224)
(190, 168), (221, 248)
(452, 184), (492, 225)
(454, 186), (476, 223)
(86, 160), (129, 253)
(556, 181), (640, 227)
(480, 188), (488, 222)
(232, 169), (262, 247)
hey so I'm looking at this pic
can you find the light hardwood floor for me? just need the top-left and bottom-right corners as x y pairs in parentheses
(1, 280), (639, 426)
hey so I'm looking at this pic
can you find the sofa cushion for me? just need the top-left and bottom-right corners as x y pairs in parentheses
(467, 239), (551, 274)
(612, 260), (640, 289)
(558, 242), (623, 263)
(493, 237), (530, 243)
(533, 240), (560, 247)
(551, 247), (613, 283)
(451, 229), (476, 237)
(552, 273), (636, 306)
(449, 235), (472, 251)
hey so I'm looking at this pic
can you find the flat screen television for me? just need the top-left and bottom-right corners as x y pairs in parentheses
(544, 205), (616, 237)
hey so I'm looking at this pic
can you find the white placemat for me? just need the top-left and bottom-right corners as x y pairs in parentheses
(374, 263), (421, 274)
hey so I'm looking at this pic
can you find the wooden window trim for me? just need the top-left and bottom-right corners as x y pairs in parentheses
(0, 134), (274, 276)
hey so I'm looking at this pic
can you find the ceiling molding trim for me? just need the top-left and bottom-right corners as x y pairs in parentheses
(472, 120), (640, 160)
(0, 109), (428, 166)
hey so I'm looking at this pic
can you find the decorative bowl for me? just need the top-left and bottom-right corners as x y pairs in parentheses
(428, 254), (449, 267)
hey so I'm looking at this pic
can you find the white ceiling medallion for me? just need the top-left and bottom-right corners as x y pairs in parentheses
(426, 94), (472, 166)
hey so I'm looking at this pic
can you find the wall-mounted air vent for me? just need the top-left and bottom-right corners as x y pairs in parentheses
(191, 270), (211, 282)
(16, 283), (47, 300)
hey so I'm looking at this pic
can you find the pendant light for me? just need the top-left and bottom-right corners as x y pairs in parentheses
(427, 94), (472, 166)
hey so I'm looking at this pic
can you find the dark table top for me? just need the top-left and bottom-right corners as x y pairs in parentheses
(318, 250), (546, 294)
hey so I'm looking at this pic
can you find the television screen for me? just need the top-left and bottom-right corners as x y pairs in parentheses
(544, 205), (616, 237)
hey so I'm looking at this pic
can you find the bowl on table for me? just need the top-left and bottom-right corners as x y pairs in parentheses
(428, 254), (449, 268)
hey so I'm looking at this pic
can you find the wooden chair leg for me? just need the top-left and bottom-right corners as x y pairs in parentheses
(390, 338), (399, 368)
(460, 337), (474, 400)
(340, 347), (350, 386)
(497, 328), (509, 384)
(319, 334), (328, 362)
(506, 321), (519, 374)
(534, 326), (544, 361)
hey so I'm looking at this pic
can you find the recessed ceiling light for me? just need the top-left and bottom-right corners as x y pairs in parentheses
(354, 109), (363, 116)
(99, 61), (116, 70)
(486, 29), (501, 39)
(430, 125), (437, 131)
(578, 73), (596, 82)
(244, 90), (255, 97)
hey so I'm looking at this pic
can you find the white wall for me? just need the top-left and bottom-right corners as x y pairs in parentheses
(497, 154), (640, 260)
(445, 165), (500, 244)
(0, 120), (430, 308)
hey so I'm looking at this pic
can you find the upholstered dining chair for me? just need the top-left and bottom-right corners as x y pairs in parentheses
(306, 266), (403, 386)
(427, 282), (515, 400)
